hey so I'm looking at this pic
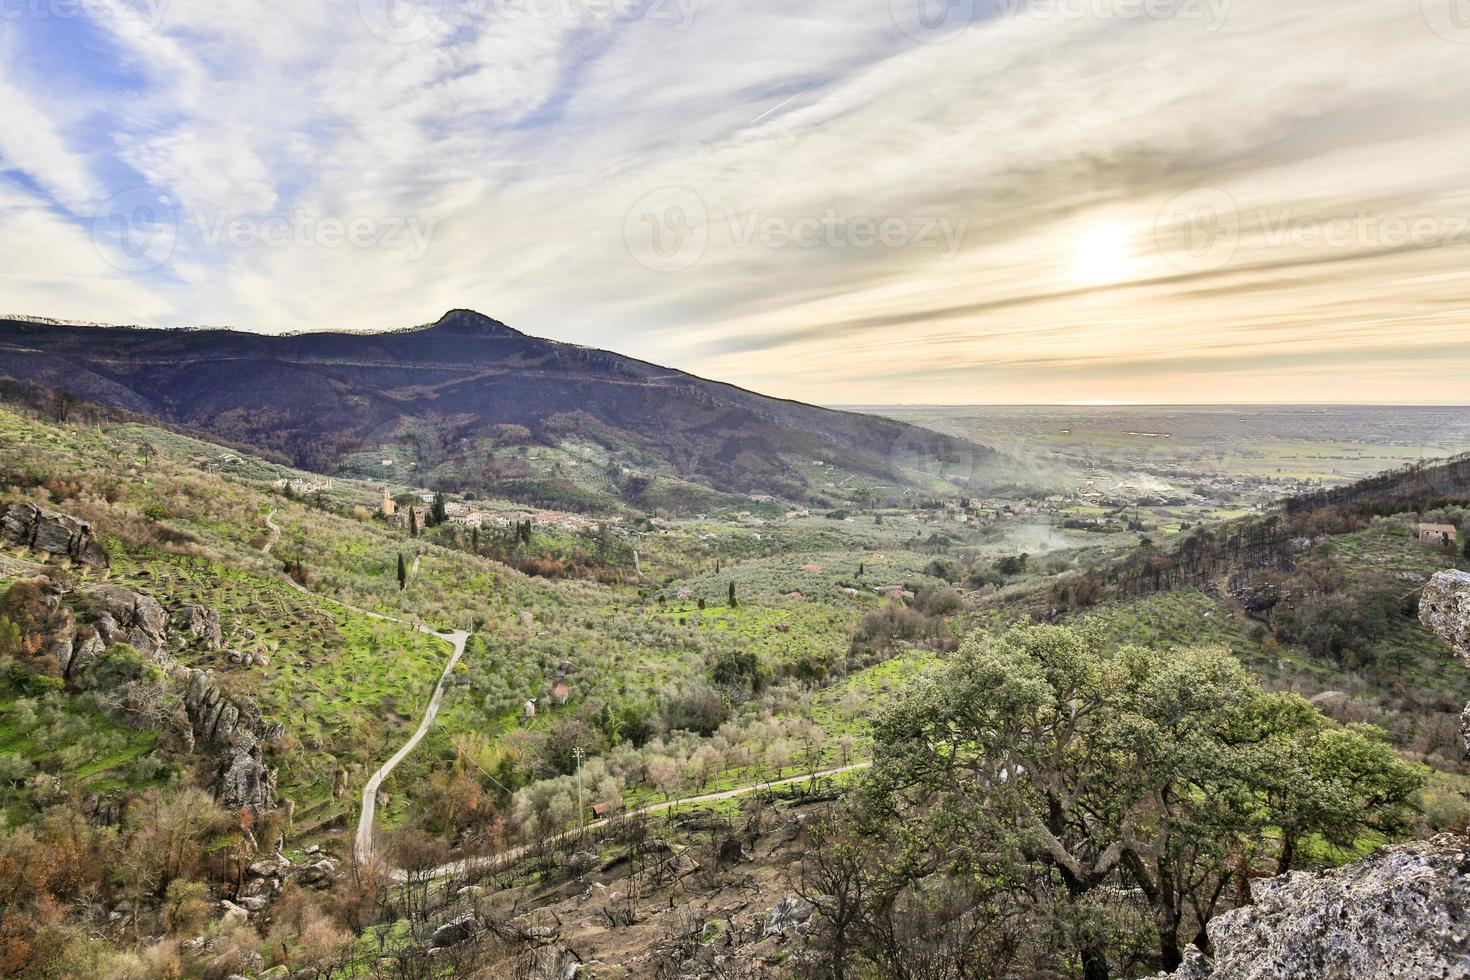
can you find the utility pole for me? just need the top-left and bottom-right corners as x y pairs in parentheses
(573, 746), (585, 833)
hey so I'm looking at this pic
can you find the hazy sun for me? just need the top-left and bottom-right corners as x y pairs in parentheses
(1073, 223), (1135, 284)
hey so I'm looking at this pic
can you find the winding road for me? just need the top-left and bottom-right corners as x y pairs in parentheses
(260, 509), (469, 865)
(257, 510), (870, 882)
(394, 761), (873, 883)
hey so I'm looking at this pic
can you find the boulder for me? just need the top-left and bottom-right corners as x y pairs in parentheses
(1420, 570), (1470, 757)
(763, 897), (814, 939)
(0, 502), (109, 567)
(1421, 570), (1470, 665)
(515, 943), (580, 980)
(63, 628), (106, 679)
(430, 912), (482, 949)
(90, 585), (169, 657)
(216, 742), (277, 814)
(1160, 835), (1470, 979)
(175, 604), (223, 650)
(217, 900), (249, 929)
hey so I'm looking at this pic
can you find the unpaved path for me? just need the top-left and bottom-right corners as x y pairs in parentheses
(254, 512), (867, 880)
(256, 512), (468, 865)
(397, 762), (872, 882)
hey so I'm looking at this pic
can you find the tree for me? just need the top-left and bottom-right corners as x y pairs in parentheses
(397, 553), (407, 591)
(430, 492), (447, 527)
(728, 581), (738, 608)
(408, 508), (418, 537)
(861, 625), (1426, 978)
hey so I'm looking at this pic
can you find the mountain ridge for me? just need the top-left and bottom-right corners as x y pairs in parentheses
(0, 310), (1015, 508)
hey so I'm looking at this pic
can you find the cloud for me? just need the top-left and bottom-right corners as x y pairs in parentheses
(0, 0), (1467, 404)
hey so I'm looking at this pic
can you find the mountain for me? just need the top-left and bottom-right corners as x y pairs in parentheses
(0, 310), (1012, 508)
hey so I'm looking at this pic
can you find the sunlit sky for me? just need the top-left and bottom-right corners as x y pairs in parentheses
(3, 0), (1470, 404)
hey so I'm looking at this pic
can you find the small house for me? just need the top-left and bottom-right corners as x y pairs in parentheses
(590, 800), (625, 822)
(1417, 523), (1458, 546)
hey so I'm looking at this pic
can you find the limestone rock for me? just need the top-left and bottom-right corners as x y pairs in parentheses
(1161, 835), (1470, 979)
(63, 627), (106, 679)
(175, 603), (223, 650)
(182, 668), (277, 814)
(1421, 570), (1470, 666)
(217, 900), (250, 929)
(430, 912), (482, 948)
(0, 502), (109, 567)
(90, 585), (169, 657)
(1421, 570), (1470, 756)
(763, 897), (814, 940)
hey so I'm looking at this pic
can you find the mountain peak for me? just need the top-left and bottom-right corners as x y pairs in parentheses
(425, 309), (524, 338)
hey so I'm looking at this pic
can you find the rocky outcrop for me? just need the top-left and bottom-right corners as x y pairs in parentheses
(1420, 569), (1470, 756)
(183, 668), (277, 814)
(89, 585), (169, 659)
(175, 603), (223, 651)
(1422, 569), (1470, 664)
(0, 502), (109, 567)
(1162, 835), (1470, 979)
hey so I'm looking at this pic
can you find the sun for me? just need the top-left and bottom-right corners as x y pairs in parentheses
(1073, 223), (1136, 285)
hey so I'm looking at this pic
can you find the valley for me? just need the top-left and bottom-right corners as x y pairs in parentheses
(0, 377), (1467, 978)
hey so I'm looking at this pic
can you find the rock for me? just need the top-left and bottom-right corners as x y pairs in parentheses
(430, 912), (482, 948)
(63, 627), (106, 679)
(248, 857), (282, 877)
(217, 899), (250, 929)
(1159, 835), (1470, 979)
(90, 585), (169, 657)
(568, 851), (599, 875)
(1421, 570), (1470, 665)
(182, 668), (278, 813)
(238, 895), (269, 912)
(175, 603), (223, 650)
(217, 742), (277, 814)
(1307, 690), (1352, 713)
(1421, 570), (1470, 757)
(763, 896), (814, 939)
(0, 502), (109, 567)
(304, 844), (321, 856)
(257, 968), (291, 980)
(515, 942), (580, 980)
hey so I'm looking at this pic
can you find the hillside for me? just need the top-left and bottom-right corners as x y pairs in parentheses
(1, 397), (1467, 978)
(0, 311), (1015, 510)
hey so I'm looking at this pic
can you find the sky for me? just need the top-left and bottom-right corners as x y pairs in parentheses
(2, 0), (1470, 405)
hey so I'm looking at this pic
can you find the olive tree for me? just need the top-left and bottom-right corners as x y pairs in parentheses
(859, 625), (1425, 978)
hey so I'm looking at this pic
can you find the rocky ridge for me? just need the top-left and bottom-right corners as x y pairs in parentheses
(0, 523), (279, 814)
(0, 501), (109, 567)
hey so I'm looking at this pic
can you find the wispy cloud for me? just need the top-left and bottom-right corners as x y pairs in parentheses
(0, 0), (1467, 403)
